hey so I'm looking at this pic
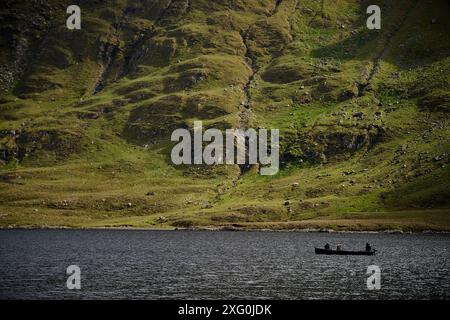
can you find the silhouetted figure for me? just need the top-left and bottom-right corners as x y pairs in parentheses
(324, 243), (330, 250)
(366, 243), (372, 252)
(336, 245), (342, 251)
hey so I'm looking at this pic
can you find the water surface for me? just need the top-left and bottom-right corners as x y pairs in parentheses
(0, 229), (449, 299)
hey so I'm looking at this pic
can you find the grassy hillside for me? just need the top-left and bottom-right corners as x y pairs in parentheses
(0, 0), (449, 231)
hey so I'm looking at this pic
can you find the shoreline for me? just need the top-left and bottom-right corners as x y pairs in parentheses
(1, 225), (449, 234)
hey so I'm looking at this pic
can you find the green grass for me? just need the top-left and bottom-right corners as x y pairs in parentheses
(0, 0), (449, 231)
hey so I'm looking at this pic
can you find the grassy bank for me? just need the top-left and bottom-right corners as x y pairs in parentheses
(1, 207), (449, 233)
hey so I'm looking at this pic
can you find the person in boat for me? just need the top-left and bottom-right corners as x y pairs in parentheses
(324, 243), (330, 250)
(336, 245), (342, 251)
(365, 243), (372, 252)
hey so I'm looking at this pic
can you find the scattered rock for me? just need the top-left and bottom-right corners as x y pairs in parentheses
(201, 201), (212, 209)
(352, 111), (364, 120)
(341, 89), (355, 100)
(338, 109), (348, 117)
(398, 145), (407, 155)
(374, 111), (382, 119)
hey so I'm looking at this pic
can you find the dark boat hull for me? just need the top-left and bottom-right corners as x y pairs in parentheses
(315, 248), (375, 256)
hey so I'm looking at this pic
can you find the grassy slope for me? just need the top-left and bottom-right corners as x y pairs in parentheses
(0, 0), (449, 231)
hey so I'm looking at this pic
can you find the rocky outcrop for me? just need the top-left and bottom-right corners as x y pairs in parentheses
(282, 123), (386, 163)
(0, 128), (83, 164)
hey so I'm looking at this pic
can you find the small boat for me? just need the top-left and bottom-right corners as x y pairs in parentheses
(315, 247), (376, 256)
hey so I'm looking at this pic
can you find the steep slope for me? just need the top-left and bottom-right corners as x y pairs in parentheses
(0, 0), (449, 231)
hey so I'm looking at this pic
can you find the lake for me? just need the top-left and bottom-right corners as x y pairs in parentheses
(0, 229), (449, 299)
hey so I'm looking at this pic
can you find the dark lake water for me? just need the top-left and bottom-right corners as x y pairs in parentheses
(0, 229), (449, 299)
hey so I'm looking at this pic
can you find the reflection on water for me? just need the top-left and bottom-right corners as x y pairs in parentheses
(0, 229), (449, 299)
